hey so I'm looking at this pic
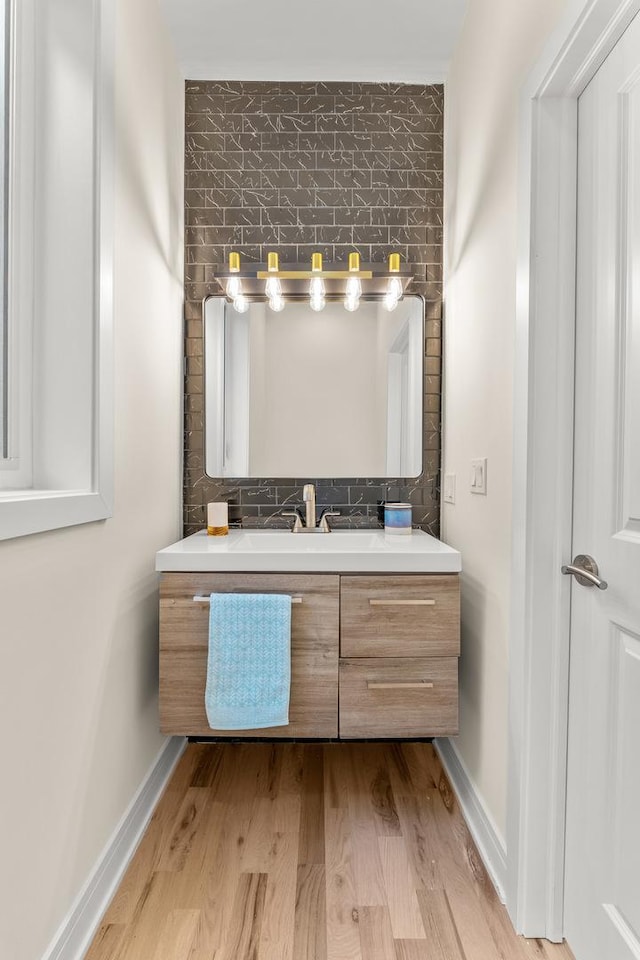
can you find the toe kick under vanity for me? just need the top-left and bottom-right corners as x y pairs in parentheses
(156, 529), (461, 740)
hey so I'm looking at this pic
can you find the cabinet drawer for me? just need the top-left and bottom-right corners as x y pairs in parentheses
(340, 575), (460, 657)
(339, 657), (458, 738)
(159, 573), (339, 738)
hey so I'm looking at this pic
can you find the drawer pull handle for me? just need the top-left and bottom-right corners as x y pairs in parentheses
(193, 595), (303, 604)
(369, 599), (435, 606)
(367, 681), (434, 690)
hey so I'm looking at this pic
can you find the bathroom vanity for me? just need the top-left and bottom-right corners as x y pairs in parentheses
(156, 529), (461, 740)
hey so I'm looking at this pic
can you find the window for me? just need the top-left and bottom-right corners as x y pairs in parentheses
(0, 0), (114, 540)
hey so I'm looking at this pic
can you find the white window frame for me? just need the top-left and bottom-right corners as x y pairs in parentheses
(0, 0), (113, 540)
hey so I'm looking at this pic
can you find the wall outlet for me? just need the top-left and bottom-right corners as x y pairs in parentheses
(443, 473), (456, 504)
(470, 458), (487, 495)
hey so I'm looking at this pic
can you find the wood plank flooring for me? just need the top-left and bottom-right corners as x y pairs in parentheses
(85, 743), (575, 960)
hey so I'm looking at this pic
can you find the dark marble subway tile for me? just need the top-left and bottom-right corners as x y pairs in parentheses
(405, 170), (442, 189)
(243, 113), (279, 133)
(186, 112), (244, 133)
(241, 188), (279, 207)
(222, 169), (262, 189)
(185, 132), (225, 152)
(186, 170), (225, 189)
(261, 206), (298, 226)
(425, 394), (441, 414)
(334, 207), (371, 226)
(425, 263), (441, 282)
(186, 207), (224, 227)
(353, 187), (389, 207)
(185, 320), (202, 340)
(260, 94), (299, 114)
(261, 131), (300, 151)
(225, 243), (261, 262)
(316, 225), (355, 245)
(278, 225), (316, 245)
(316, 187), (352, 207)
(269, 243), (298, 261)
(208, 187), (242, 207)
(298, 169), (335, 189)
(353, 113), (391, 132)
(278, 150), (316, 170)
(389, 188), (428, 207)
(315, 485), (349, 506)
(224, 132), (262, 152)
(424, 189), (444, 208)
(334, 168), (371, 189)
(426, 337), (442, 358)
(197, 94), (261, 114)
(298, 132), (337, 152)
(371, 169), (407, 189)
(315, 113), (354, 132)
(243, 150), (281, 171)
(334, 131), (376, 152)
(297, 206), (335, 226)
(242, 224), (279, 245)
(298, 94), (336, 113)
(261, 169), (298, 189)
(353, 151), (390, 170)
(239, 486), (277, 504)
(405, 207), (436, 227)
(186, 80), (244, 95)
(296, 243), (334, 262)
(369, 244), (409, 263)
(371, 207), (407, 226)
(349, 485), (385, 505)
(185, 259), (207, 279)
(314, 150), (354, 169)
(333, 94), (371, 113)
(388, 225), (428, 245)
(279, 187), (316, 208)
(184, 188), (209, 209)
(224, 207), (262, 227)
(279, 113), (317, 132)
(185, 375), (203, 397)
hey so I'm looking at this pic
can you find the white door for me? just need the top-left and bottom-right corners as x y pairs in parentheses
(564, 12), (640, 960)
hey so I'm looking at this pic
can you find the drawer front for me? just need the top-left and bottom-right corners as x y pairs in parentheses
(160, 573), (339, 737)
(339, 657), (458, 738)
(340, 575), (460, 658)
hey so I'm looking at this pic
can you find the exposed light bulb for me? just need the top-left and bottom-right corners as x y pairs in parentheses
(387, 276), (403, 299)
(233, 295), (249, 313)
(384, 291), (399, 312)
(309, 276), (325, 299)
(227, 276), (242, 299)
(269, 295), (285, 312)
(265, 276), (281, 299)
(346, 276), (361, 300)
(344, 296), (360, 312)
(310, 295), (325, 312)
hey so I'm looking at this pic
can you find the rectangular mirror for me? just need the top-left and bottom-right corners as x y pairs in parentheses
(204, 296), (424, 479)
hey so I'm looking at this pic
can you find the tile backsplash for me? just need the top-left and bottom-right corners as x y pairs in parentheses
(183, 81), (443, 536)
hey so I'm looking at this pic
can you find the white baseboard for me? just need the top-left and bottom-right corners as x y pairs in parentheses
(434, 737), (507, 902)
(41, 736), (186, 960)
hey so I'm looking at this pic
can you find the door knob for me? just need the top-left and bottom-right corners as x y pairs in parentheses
(561, 554), (608, 590)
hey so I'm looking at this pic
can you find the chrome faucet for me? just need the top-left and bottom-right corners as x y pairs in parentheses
(303, 483), (316, 530)
(281, 483), (340, 533)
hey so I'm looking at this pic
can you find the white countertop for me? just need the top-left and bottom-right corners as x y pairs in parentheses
(156, 529), (462, 574)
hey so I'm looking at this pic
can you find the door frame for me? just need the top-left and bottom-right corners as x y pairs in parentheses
(508, 0), (640, 941)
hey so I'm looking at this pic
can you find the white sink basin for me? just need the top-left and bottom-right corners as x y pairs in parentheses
(156, 528), (461, 574)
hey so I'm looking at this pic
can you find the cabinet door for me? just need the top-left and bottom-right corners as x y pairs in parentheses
(160, 573), (339, 737)
(339, 657), (458, 738)
(341, 575), (460, 657)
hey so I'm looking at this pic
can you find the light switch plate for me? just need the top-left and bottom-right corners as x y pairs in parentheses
(470, 458), (487, 495)
(443, 473), (456, 504)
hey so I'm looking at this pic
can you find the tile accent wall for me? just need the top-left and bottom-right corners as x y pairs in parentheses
(183, 81), (443, 536)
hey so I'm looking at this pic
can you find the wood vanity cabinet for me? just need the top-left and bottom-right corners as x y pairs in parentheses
(159, 572), (460, 739)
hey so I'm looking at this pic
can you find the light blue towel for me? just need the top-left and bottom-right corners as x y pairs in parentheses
(205, 593), (292, 730)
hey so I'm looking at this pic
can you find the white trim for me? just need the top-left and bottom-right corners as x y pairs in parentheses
(435, 738), (507, 903)
(40, 737), (186, 960)
(509, 0), (640, 941)
(0, 0), (114, 536)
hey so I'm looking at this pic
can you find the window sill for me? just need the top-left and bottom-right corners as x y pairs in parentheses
(0, 489), (112, 541)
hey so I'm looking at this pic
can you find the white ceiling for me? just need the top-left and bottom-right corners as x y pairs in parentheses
(160, 0), (468, 84)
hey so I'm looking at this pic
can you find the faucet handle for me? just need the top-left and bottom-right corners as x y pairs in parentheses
(319, 510), (341, 533)
(281, 510), (303, 533)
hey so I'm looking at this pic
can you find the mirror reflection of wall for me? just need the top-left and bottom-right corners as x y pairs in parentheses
(204, 296), (424, 480)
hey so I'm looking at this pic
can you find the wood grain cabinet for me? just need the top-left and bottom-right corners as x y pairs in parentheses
(159, 572), (459, 739)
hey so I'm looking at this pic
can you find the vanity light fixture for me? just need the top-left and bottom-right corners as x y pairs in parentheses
(344, 251), (362, 312)
(215, 251), (412, 306)
(309, 252), (326, 312)
(265, 252), (283, 311)
(384, 253), (403, 312)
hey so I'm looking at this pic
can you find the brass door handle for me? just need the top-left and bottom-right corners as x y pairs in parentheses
(367, 681), (434, 690)
(369, 599), (435, 606)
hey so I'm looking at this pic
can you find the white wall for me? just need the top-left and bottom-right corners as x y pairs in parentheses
(0, 1), (184, 957)
(442, 0), (571, 841)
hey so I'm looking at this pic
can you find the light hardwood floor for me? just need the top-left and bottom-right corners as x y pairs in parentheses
(85, 742), (575, 960)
